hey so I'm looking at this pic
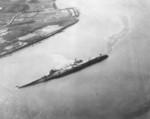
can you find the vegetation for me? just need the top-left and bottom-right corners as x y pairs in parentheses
(0, 0), (77, 57)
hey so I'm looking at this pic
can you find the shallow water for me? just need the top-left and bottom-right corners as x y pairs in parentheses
(0, 0), (150, 119)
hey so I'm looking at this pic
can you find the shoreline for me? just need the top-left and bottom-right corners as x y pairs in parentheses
(0, 8), (79, 59)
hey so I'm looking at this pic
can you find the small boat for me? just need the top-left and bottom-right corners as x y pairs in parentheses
(16, 54), (109, 89)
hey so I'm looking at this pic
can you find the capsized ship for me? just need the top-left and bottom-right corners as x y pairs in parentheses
(0, 4), (79, 58)
(16, 54), (109, 89)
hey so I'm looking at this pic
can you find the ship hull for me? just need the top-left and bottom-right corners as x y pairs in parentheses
(16, 54), (108, 88)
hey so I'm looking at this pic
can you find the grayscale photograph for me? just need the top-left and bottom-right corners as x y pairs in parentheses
(0, 0), (150, 119)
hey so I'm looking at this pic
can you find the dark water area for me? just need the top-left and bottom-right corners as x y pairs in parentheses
(0, 0), (150, 119)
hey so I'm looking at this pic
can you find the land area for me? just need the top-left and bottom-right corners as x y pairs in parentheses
(0, 0), (79, 57)
(1, 0), (150, 119)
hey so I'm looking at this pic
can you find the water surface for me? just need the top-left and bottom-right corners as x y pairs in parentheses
(0, 0), (150, 119)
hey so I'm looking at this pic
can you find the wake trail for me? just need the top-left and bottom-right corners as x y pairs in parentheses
(106, 15), (130, 54)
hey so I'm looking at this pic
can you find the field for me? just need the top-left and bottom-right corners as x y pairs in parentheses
(0, 0), (77, 57)
(1, 0), (150, 119)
